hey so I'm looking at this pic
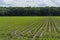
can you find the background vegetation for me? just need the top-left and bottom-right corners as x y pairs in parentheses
(0, 7), (60, 16)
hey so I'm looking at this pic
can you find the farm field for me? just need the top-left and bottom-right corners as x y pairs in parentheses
(0, 16), (60, 40)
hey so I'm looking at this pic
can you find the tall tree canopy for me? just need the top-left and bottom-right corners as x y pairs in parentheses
(0, 7), (60, 16)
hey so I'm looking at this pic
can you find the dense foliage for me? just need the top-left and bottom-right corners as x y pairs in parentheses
(0, 7), (60, 16)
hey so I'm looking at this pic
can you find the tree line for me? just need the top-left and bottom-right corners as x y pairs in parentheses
(0, 7), (60, 16)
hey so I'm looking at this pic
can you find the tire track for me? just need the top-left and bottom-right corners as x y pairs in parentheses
(39, 20), (48, 38)
(21, 19), (46, 36)
(53, 19), (60, 33)
(24, 22), (44, 40)
(19, 20), (39, 33)
(32, 21), (47, 40)
(49, 19), (55, 38)
(10, 19), (41, 37)
(50, 20), (55, 33)
(39, 19), (50, 38)
(22, 22), (42, 37)
(21, 20), (41, 34)
(52, 19), (59, 33)
(49, 19), (53, 38)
